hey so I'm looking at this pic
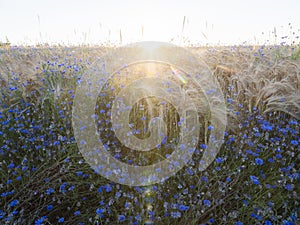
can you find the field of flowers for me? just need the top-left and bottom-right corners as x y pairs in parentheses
(0, 43), (299, 224)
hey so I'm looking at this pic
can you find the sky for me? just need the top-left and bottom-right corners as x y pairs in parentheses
(0, 0), (299, 46)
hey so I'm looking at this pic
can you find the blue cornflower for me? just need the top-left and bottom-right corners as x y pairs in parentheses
(180, 143), (186, 150)
(97, 186), (103, 193)
(9, 199), (19, 207)
(171, 211), (181, 218)
(118, 215), (126, 222)
(105, 184), (112, 192)
(46, 188), (55, 195)
(227, 98), (233, 103)
(226, 177), (232, 182)
(265, 220), (272, 225)
(53, 140), (60, 146)
(35, 216), (47, 225)
(285, 184), (293, 191)
(58, 217), (64, 223)
(268, 158), (275, 163)
(255, 158), (264, 166)
(178, 204), (189, 211)
(96, 208), (105, 218)
(74, 211), (81, 216)
(115, 192), (121, 198)
(250, 212), (262, 220)
(135, 214), (142, 221)
(60, 182), (67, 190)
(0, 210), (5, 219)
(250, 175), (260, 185)
(76, 171), (83, 176)
(47, 205), (53, 211)
(202, 176), (209, 182)
(203, 199), (211, 207)
(7, 163), (15, 169)
(268, 202), (274, 207)
(199, 143), (207, 149)
(261, 123), (273, 131)
(186, 167), (194, 175)
(216, 157), (224, 163)
(291, 140), (298, 146)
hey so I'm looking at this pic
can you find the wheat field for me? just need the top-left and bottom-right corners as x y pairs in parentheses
(0, 43), (299, 224)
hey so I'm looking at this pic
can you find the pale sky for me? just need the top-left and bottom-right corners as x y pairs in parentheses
(0, 0), (299, 46)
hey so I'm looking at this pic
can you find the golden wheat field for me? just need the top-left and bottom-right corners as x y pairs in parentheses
(1, 45), (299, 119)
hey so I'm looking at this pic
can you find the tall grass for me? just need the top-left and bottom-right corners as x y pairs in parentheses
(0, 42), (299, 224)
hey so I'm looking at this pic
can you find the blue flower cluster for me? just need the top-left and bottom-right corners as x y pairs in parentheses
(0, 45), (299, 224)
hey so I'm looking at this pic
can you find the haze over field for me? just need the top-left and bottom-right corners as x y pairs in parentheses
(1, 0), (300, 46)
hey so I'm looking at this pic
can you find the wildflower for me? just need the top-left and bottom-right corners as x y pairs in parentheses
(9, 199), (19, 207)
(201, 176), (208, 182)
(105, 184), (112, 192)
(265, 220), (272, 225)
(268, 158), (275, 163)
(115, 192), (121, 198)
(47, 205), (53, 211)
(7, 163), (15, 169)
(6, 179), (12, 184)
(285, 184), (293, 191)
(209, 218), (215, 223)
(76, 171), (83, 176)
(135, 214), (142, 221)
(250, 175), (260, 185)
(291, 140), (298, 146)
(58, 217), (64, 223)
(118, 214), (126, 222)
(216, 157), (224, 163)
(46, 188), (55, 195)
(97, 187), (103, 194)
(255, 158), (264, 166)
(178, 204), (189, 211)
(251, 212), (262, 220)
(53, 140), (60, 146)
(186, 167), (194, 175)
(199, 143), (207, 149)
(74, 211), (81, 216)
(96, 208), (105, 218)
(170, 211), (181, 218)
(203, 199), (211, 207)
(261, 123), (273, 131)
(35, 216), (47, 225)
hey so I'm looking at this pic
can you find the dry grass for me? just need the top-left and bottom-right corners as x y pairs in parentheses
(1, 44), (299, 125)
(197, 45), (300, 120)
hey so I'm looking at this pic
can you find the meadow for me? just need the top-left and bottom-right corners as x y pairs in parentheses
(0, 41), (299, 225)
